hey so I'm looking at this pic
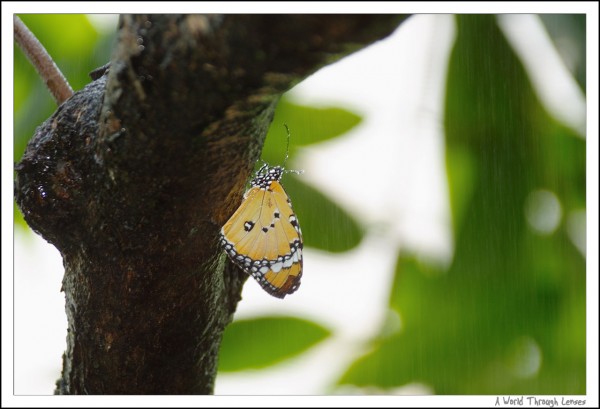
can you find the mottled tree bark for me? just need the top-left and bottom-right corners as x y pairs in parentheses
(15, 14), (408, 394)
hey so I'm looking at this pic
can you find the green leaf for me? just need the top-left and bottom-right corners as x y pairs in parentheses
(261, 97), (362, 164)
(218, 316), (331, 372)
(282, 175), (363, 253)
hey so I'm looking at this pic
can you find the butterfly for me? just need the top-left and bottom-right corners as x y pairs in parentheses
(220, 126), (303, 298)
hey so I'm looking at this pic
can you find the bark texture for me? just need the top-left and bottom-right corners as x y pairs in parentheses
(14, 14), (409, 394)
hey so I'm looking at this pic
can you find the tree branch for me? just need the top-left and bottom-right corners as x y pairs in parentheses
(14, 15), (73, 104)
(15, 14), (409, 394)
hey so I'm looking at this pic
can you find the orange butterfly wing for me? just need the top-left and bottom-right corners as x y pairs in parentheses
(220, 179), (302, 298)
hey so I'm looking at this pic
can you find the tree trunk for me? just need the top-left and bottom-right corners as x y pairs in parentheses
(14, 14), (408, 394)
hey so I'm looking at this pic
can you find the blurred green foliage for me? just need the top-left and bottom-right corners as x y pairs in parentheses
(283, 174), (363, 252)
(338, 15), (585, 394)
(218, 316), (330, 372)
(261, 99), (362, 162)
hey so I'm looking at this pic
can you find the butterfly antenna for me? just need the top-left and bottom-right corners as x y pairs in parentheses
(282, 123), (304, 176)
(283, 123), (291, 169)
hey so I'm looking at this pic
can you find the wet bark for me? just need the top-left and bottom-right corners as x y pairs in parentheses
(14, 14), (408, 394)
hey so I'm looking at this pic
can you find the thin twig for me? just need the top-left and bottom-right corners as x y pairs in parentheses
(14, 15), (73, 105)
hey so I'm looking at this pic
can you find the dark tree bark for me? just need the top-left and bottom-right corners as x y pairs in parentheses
(14, 14), (409, 394)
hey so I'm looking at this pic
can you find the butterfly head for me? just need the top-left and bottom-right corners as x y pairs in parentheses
(251, 163), (304, 190)
(251, 164), (284, 189)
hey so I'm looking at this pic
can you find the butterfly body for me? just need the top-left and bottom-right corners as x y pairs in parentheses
(220, 164), (303, 298)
